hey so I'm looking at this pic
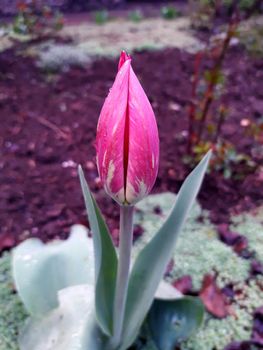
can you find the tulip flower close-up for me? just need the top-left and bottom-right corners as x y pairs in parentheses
(9, 49), (211, 350)
(96, 51), (159, 205)
(2, 2), (262, 349)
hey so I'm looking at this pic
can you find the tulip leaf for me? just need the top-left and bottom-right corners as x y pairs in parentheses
(147, 297), (204, 350)
(78, 166), (117, 336)
(120, 151), (211, 349)
(12, 225), (94, 317)
(19, 285), (107, 350)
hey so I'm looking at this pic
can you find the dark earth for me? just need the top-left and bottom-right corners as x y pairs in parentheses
(0, 41), (263, 250)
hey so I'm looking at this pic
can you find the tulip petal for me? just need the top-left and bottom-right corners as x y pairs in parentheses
(96, 51), (159, 206)
(96, 59), (131, 204)
(125, 66), (159, 204)
(118, 51), (130, 71)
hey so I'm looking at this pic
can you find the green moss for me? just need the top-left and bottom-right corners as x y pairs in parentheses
(181, 308), (252, 350)
(134, 193), (263, 350)
(182, 278), (263, 350)
(37, 43), (92, 72)
(233, 277), (263, 312)
(134, 193), (250, 290)
(238, 16), (263, 58)
(0, 253), (27, 350)
(231, 206), (263, 263)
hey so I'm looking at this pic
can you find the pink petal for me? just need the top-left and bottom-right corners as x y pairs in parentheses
(96, 59), (131, 204)
(125, 66), (159, 204)
(96, 51), (159, 206)
(118, 51), (130, 71)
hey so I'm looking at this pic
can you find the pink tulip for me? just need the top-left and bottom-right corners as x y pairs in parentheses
(96, 51), (159, 205)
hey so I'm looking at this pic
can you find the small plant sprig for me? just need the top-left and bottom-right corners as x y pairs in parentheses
(94, 10), (109, 25)
(161, 5), (181, 20)
(247, 117), (263, 144)
(186, 12), (247, 177)
(12, 52), (211, 350)
(188, 18), (237, 150)
(128, 9), (143, 23)
(189, 0), (260, 29)
(13, 0), (64, 38)
(242, 116), (263, 165)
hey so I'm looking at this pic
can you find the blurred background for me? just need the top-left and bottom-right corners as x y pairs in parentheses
(0, 0), (263, 245)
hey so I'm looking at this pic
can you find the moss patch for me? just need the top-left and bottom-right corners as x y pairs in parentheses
(231, 206), (263, 263)
(182, 277), (263, 350)
(238, 15), (263, 58)
(134, 193), (263, 350)
(134, 193), (250, 290)
(0, 253), (27, 350)
(60, 17), (203, 57)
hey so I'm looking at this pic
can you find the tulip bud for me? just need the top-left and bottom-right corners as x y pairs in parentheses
(96, 51), (159, 205)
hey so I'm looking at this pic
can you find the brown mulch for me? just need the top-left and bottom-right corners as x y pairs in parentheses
(0, 44), (263, 249)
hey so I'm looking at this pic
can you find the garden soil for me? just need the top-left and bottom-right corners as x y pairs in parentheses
(0, 44), (263, 249)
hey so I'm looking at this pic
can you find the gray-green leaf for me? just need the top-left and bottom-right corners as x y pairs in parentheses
(19, 284), (106, 350)
(12, 225), (94, 316)
(79, 165), (118, 336)
(148, 297), (204, 350)
(120, 151), (211, 349)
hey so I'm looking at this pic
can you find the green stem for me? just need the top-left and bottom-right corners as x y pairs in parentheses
(111, 205), (134, 348)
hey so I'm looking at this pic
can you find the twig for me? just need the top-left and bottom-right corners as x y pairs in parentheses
(188, 51), (203, 153)
(213, 104), (227, 144)
(28, 114), (70, 140)
(196, 17), (238, 143)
